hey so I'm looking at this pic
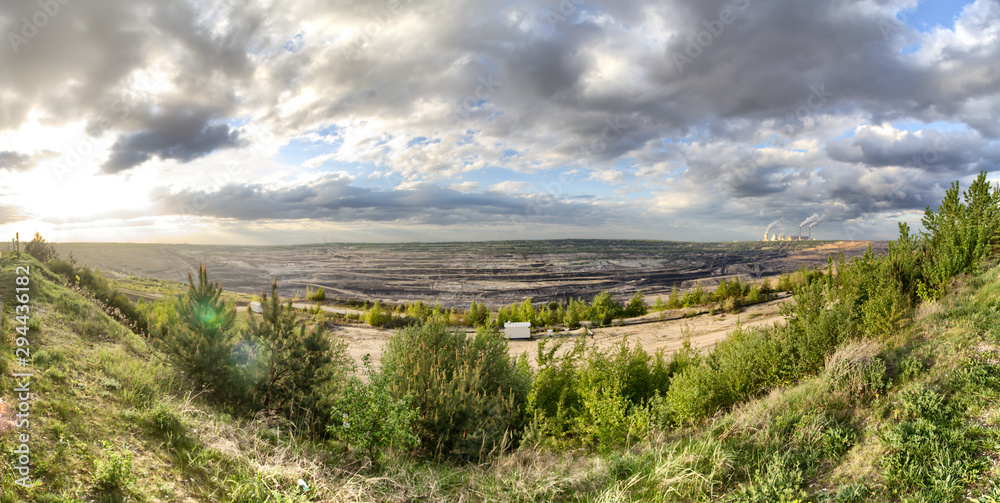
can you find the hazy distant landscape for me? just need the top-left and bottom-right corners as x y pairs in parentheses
(54, 239), (885, 306)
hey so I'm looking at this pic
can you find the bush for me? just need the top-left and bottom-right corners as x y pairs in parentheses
(94, 442), (136, 494)
(24, 232), (58, 263)
(623, 291), (647, 318)
(328, 354), (419, 458)
(589, 291), (623, 326)
(309, 287), (326, 302)
(660, 363), (724, 426)
(467, 300), (490, 327)
(823, 341), (886, 399)
(364, 300), (392, 327)
(381, 322), (530, 459)
(161, 264), (243, 402)
(527, 337), (586, 441)
(244, 278), (352, 430)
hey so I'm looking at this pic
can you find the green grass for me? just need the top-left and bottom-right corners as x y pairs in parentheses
(3, 250), (1000, 502)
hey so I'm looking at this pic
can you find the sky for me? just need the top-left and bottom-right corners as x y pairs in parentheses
(0, 0), (998, 244)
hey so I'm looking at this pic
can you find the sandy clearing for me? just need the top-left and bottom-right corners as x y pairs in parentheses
(507, 295), (792, 365)
(329, 294), (793, 370)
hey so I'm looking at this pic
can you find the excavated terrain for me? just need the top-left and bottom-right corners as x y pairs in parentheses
(54, 239), (886, 308)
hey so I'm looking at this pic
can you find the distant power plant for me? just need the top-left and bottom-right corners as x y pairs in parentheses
(762, 215), (822, 241)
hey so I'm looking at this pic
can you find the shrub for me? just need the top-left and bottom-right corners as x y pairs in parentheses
(467, 300), (490, 327)
(589, 291), (623, 326)
(328, 354), (419, 458)
(364, 300), (392, 327)
(161, 264), (242, 402)
(24, 232), (58, 263)
(381, 322), (529, 459)
(573, 385), (650, 452)
(309, 287), (326, 302)
(623, 291), (648, 317)
(823, 340), (886, 398)
(721, 296), (742, 314)
(245, 278), (353, 430)
(711, 326), (794, 403)
(94, 442), (136, 494)
(660, 363), (724, 426)
(527, 337), (586, 441)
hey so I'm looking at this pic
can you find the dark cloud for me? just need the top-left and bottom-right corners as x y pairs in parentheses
(825, 128), (1000, 174)
(0, 151), (33, 172)
(152, 176), (610, 226)
(2, 0), (1000, 239)
(101, 108), (245, 173)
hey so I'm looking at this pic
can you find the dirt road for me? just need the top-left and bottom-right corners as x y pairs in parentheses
(332, 294), (793, 370)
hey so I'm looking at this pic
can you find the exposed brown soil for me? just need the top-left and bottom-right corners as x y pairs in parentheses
(326, 294), (792, 369)
(54, 240), (884, 309)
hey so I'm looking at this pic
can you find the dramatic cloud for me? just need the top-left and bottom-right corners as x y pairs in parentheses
(0, 0), (998, 242)
(152, 175), (611, 227)
(101, 108), (245, 173)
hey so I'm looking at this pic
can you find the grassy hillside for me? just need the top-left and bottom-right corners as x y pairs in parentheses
(0, 250), (999, 501)
(0, 250), (1000, 502)
(3, 174), (1000, 502)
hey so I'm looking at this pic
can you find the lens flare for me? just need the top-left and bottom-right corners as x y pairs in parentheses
(198, 304), (218, 325)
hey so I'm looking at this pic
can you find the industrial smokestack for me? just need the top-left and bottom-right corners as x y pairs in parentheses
(808, 227), (811, 239)
(798, 226), (802, 240)
(764, 219), (781, 241)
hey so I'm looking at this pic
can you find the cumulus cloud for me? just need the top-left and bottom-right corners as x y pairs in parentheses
(101, 107), (245, 173)
(151, 175), (611, 227)
(1, 0), (999, 240)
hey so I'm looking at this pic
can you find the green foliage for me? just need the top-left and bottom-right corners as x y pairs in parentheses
(467, 300), (490, 327)
(659, 362), (724, 426)
(67, 266), (149, 336)
(162, 264), (242, 402)
(381, 322), (529, 459)
(364, 300), (391, 327)
(93, 442), (136, 494)
(245, 278), (352, 430)
(920, 171), (1000, 299)
(24, 232), (58, 263)
(527, 337), (586, 441)
(308, 286), (326, 302)
(328, 354), (419, 458)
(879, 384), (988, 501)
(589, 291), (622, 326)
(623, 291), (648, 317)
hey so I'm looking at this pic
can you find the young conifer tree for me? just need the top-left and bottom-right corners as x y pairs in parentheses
(247, 278), (349, 425)
(164, 264), (240, 401)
